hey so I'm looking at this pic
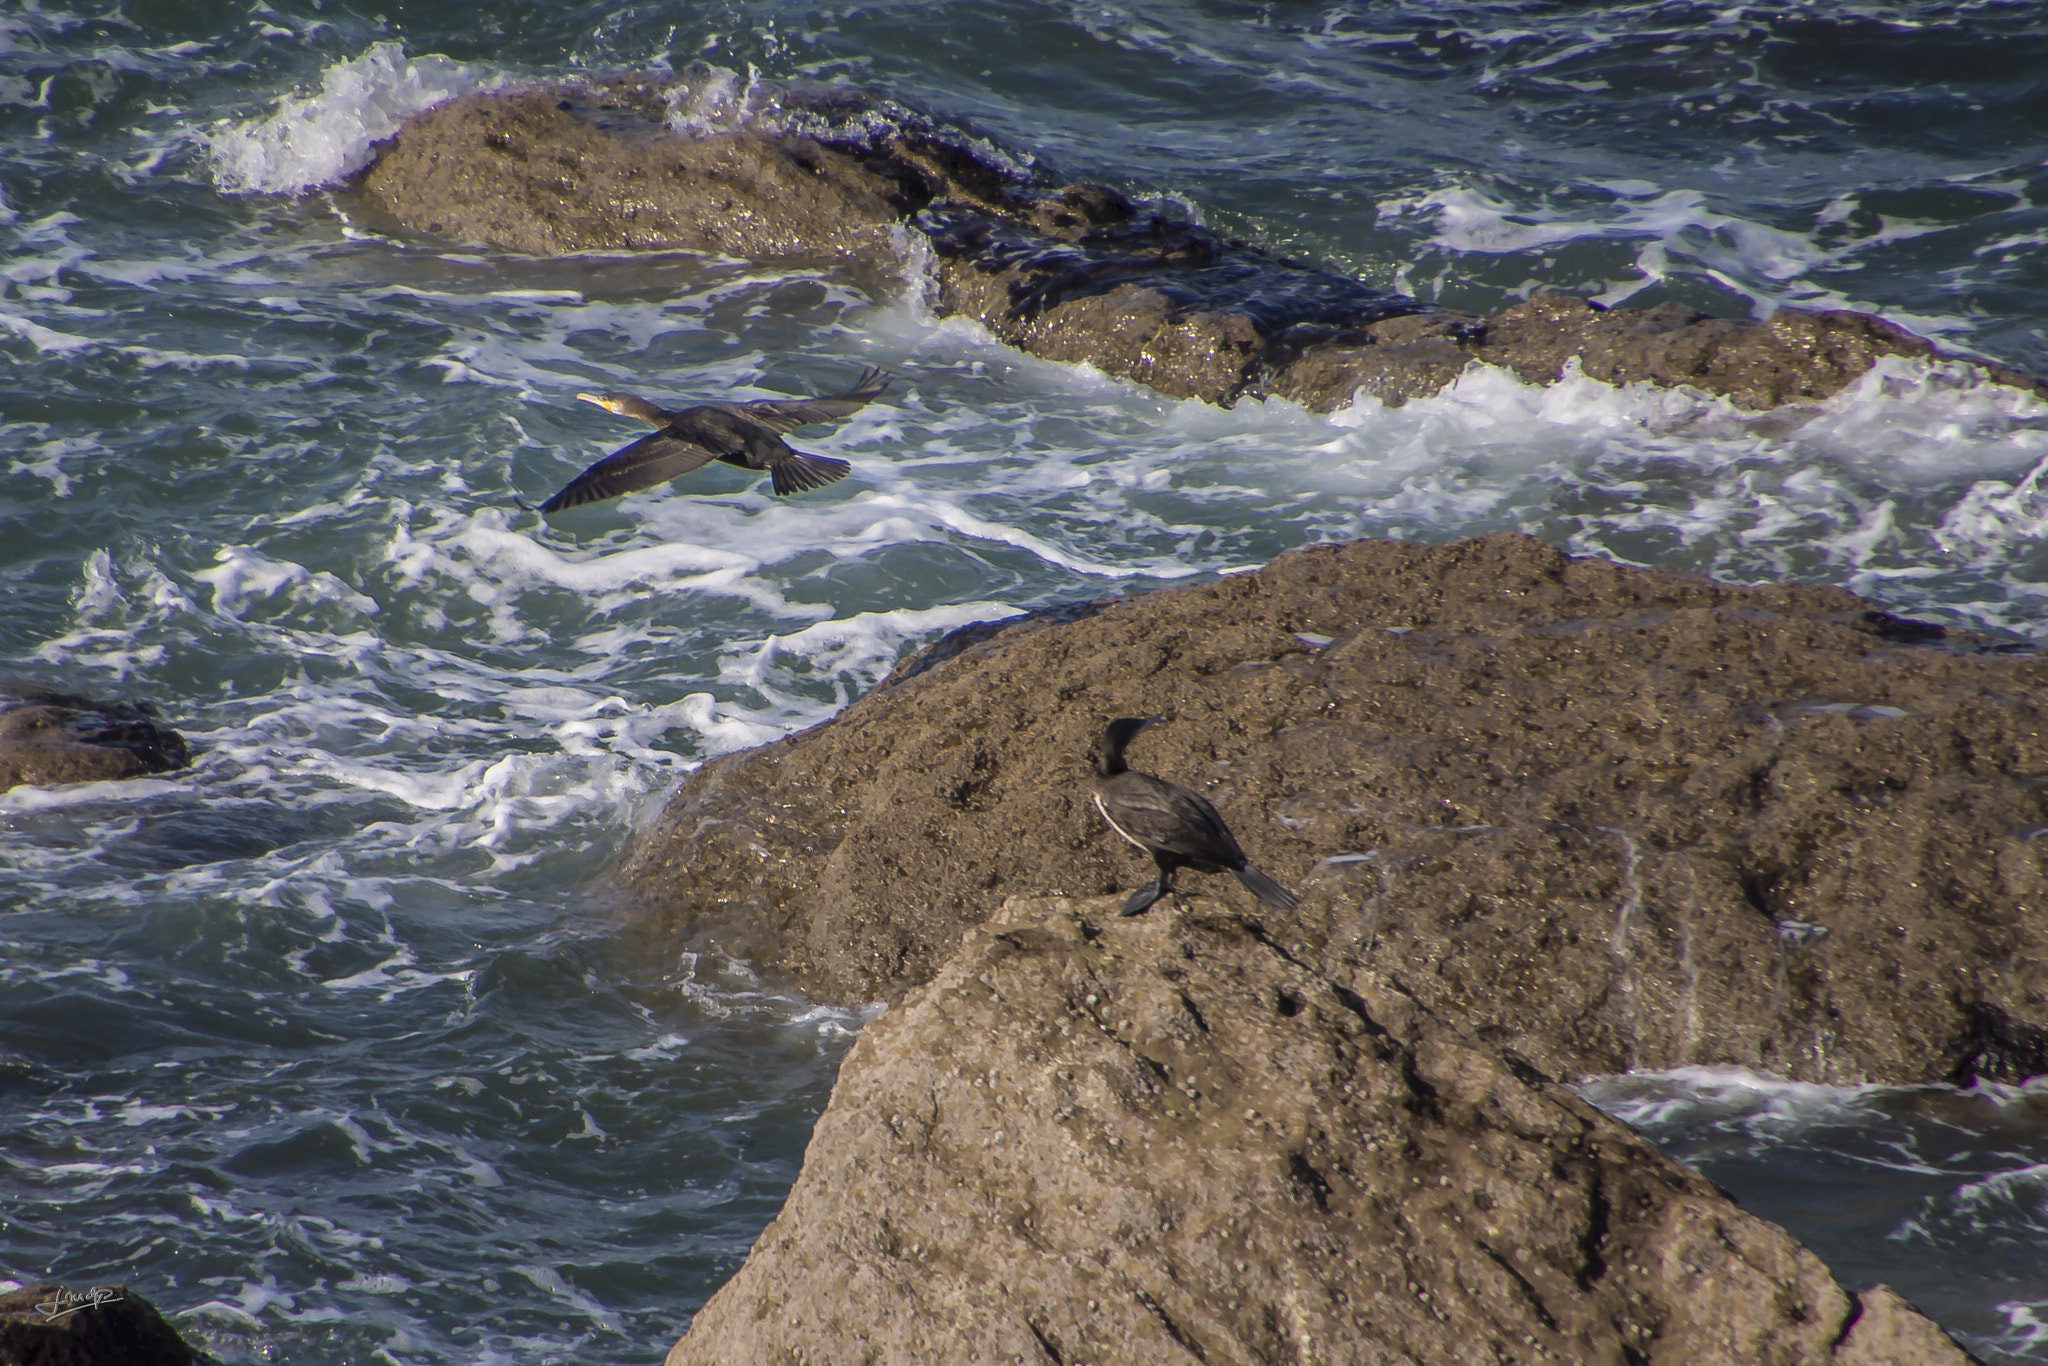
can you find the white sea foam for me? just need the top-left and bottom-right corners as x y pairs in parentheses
(1385, 179), (1979, 336)
(1989, 1300), (2048, 1357)
(665, 64), (764, 136)
(0, 777), (192, 813)
(1577, 1064), (1887, 1135)
(195, 546), (381, 620)
(717, 601), (1021, 700)
(515, 1265), (622, 1333)
(209, 42), (502, 195)
(1949, 1162), (2048, 1231)
(385, 511), (830, 640)
(321, 948), (475, 1001)
(621, 1033), (692, 1062)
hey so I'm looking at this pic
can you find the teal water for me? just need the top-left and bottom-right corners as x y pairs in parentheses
(4, 2), (2048, 1361)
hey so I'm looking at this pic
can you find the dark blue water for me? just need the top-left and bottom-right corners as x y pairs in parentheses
(5, 2), (2048, 1360)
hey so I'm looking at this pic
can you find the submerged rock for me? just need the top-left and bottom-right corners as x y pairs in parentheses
(0, 687), (191, 793)
(620, 532), (2048, 1088)
(0, 1283), (200, 1366)
(354, 74), (2044, 412)
(665, 895), (1974, 1366)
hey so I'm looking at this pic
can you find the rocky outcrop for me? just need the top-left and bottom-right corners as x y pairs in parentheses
(916, 193), (1425, 407)
(352, 75), (2045, 413)
(666, 895), (1975, 1365)
(355, 84), (918, 267)
(0, 1283), (200, 1366)
(620, 532), (2048, 1088)
(0, 687), (191, 792)
(1268, 294), (2047, 413)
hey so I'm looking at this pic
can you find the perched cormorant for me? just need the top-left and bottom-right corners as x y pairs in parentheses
(1090, 716), (1299, 917)
(538, 366), (890, 513)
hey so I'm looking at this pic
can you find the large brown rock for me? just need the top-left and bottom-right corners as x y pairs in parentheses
(619, 532), (2048, 1087)
(355, 83), (916, 266)
(353, 79), (2044, 414)
(0, 688), (190, 792)
(0, 1283), (199, 1366)
(666, 895), (1974, 1366)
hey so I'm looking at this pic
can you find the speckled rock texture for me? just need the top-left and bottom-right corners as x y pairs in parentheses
(663, 896), (1975, 1366)
(0, 688), (190, 792)
(354, 83), (916, 267)
(619, 532), (2048, 1088)
(1269, 295), (2046, 413)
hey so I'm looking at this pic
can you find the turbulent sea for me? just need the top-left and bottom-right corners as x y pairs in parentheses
(3, 1), (2048, 1361)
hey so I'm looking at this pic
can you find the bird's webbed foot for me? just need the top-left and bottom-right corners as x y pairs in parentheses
(1121, 876), (1171, 917)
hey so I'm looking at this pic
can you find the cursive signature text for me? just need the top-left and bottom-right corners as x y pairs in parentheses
(35, 1286), (124, 1321)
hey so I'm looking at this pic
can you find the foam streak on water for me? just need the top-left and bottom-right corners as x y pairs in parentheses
(4, 2), (2047, 1362)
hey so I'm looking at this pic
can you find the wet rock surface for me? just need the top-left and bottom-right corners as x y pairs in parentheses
(918, 194), (1428, 406)
(356, 86), (917, 270)
(355, 76), (2043, 412)
(354, 82), (918, 268)
(0, 1283), (200, 1366)
(0, 687), (191, 793)
(1271, 293), (2048, 412)
(620, 532), (2048, 1088)
(665, 895), (1974, 1366)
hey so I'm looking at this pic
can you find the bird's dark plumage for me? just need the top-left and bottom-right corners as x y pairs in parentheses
(538, 366), (889, 513)
(1090, 716), (1299, 916)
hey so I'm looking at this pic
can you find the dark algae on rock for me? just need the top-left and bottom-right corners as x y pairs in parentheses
(620, 532), (2048, 1090)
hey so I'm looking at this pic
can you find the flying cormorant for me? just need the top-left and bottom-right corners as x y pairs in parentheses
(1090, 715), (1299, 917)
(538, 366), (890, 513)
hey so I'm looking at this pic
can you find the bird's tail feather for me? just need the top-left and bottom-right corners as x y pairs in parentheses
(771, 451), (852, 496)
(1235, 865), (1299, 911)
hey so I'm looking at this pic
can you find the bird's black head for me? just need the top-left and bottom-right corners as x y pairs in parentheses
(1096, 715), (1162, 777)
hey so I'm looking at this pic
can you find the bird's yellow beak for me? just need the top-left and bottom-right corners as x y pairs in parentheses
(575, 392), (617, 413)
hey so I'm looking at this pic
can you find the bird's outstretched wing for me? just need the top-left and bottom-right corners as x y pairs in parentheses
(538, 430), (729, 513)
(718, 366), (891, 435)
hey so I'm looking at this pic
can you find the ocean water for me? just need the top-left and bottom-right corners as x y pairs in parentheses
(3, 2), (2047, 1361)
